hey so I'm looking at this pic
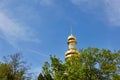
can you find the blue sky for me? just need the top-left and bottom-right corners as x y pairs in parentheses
(0, 0), (120, 76)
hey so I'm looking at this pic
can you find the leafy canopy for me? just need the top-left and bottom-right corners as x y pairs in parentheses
(38, 47), (120, 80)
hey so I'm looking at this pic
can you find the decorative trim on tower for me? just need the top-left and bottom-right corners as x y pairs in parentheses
(65, 34), (79, 60)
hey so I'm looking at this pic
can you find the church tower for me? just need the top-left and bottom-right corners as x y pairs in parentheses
(65, 33), (79, 60)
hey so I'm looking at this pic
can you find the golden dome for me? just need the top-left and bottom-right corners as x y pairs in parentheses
(65, 50), (79, 59)
(68, 34), (76, 40)
(65, 34), (79, 60)
(65, 50), (79, 56)
(67, 34), (77, 44)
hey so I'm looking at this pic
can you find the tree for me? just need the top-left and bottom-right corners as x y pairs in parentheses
(38, 47), (120, 80)
(38, 73), (44, 80)
(50, 55), (65, 80)
(38, 61), (53, 80)
(0, 53), (31, 80)
(0, 63), (13, 80)
(98, 49), (120, 80)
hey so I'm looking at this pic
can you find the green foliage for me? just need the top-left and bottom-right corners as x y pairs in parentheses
(0, 53), (31, 80)
(38, 47), (120, 80)
(38, 73), (53, 80)
(38, 73), (44, 80)
(99, 49), (120, 80)
(50, 55), (65, 80)
(38, 62), (53, 80)
(0, 63), (13, 80)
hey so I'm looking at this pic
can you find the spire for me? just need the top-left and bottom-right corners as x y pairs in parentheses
(65, 26), (79, 60)
(70, 25), (73, 36)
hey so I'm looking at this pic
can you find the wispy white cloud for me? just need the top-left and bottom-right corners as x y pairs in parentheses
(0, 12), (40, 47)
(71, 0), (87, 5)
(39, 0), (54, 6)
(70, 0), (101, 8)
(70, 0), (120, 27)
(29, 49), (49, 57)
(104, 0), (120, 26)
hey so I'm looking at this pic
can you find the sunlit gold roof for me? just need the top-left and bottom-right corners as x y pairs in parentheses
(67, 34), (76, 44)
(65, 33), (79, 60)
(68, 34), (76, 40)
